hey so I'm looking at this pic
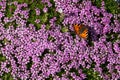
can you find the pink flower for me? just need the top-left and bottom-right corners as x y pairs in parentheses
(35, 19), (40, 24)
(43, 7), (48, 13)
(35, 8), (40, 15)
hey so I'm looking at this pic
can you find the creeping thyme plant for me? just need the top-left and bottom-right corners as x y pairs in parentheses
(0, 0), (120, 80)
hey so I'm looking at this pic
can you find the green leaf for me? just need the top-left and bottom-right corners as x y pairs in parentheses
(82, 68), (103, 80)
(104, 0), (120, 14)
(45, 74), (53, 80)
(61, 27), (68, 33)
(41, 13), (48, 23)
(5, 3), (16, 18)
(45, 24), (51, 30)
(69, 68), (79, 76)
(26, 57), (33, 70)
(0, 73), (14, 80)
(47, 36), (55, 42)
(56, 68), (65, 77)
(0, 54), (6, 61)
(91, 0), (102, 8)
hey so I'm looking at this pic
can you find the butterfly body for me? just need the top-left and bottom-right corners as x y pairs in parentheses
(73, 24), (88, 39)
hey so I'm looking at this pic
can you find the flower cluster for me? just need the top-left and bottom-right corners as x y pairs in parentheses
(0, 0), (120, 80)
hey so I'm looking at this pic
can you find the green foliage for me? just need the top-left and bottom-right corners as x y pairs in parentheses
(61, 27), (68, 33)
(92, 0), (120, 14)
(104, 0), (120, 14)
(82, 68), (103, 80)
(13, 0), (33, 4)
(90, 62), (96, 68)
(26, 0), (62, 30)
(39, 49), (49, 60)
(35, 1), (44, 10)
(0, 73), (14, 80)
(48, 36), (56, 42)
(106, 31), (120, 43)
(45, 74), (53, 80)
(0, 53), (6, 62)
(26, 57), (33, 70)
(56, 13), (64, 25)
(40, 13), (49, 23)
(45, 24), (51, 30)
(27, 9), (36, 24)
(67, 74), (74, 80)
(100, 62), (109, 74)
(47, 0), (63, 25)
(69, 68), (79, 76)
(56, 68), (65, 77)
(5, 3), (16, 18)
(91, 0), (102, 8)
(1, 0), (120, 79)
(27, 0), (44, 30)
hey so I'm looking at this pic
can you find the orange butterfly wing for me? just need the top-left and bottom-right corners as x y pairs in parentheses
(73, 24), (80, 34)
(73, 24), (88, 39)
(79, 28), (88, 39)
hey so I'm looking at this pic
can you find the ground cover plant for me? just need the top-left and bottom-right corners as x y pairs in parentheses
(0, 0), (120, 80)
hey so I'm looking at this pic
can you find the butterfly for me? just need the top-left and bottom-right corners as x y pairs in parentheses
(73, 24), (88, 39)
